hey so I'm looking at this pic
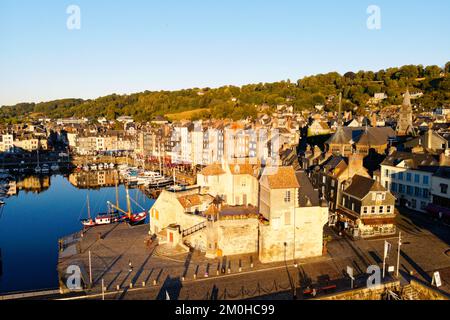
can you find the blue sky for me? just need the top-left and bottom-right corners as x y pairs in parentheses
(0, 0), (449, 106)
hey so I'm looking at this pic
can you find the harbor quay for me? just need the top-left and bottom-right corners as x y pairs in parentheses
(56, 208), (450, 300)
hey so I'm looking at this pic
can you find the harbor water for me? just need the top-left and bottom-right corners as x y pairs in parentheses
(0, 174), (154, 294)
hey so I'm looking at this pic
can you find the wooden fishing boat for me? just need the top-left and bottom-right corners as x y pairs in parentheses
(107, 187), (148, 226)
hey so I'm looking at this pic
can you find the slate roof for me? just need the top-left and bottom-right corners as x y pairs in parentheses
(326, 126), (395, 146)
(325, 127), (352, 145)
(434, 166), (450, 179)
(219, 205), (259, 218)
(295, 171), (321, 207)
(344, 175), (386, 200)
(381, 151), (440, 172)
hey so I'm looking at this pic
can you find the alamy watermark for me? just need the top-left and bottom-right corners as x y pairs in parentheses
(66, 265), (82, 290)
(66, 5), (81, 30)
(367, 5), (381, 30)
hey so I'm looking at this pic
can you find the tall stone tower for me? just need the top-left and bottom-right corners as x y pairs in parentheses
(396, 90), (414, 136)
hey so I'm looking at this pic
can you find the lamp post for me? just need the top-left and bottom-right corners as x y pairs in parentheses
(396, 232), (402, 277)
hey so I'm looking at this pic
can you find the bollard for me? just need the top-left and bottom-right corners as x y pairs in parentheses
(130, 283), (133, 289)
(142, 281), (146, 287)
(227, 268), (231, 274)
(182, 277), (185, 282)
(250, 263), (254, 268)
(116, 285), (120, 291)
(216, 270), (219, 276)
(193, 274), (197, 280)
(153, 280), (157, 286)
(239, 267), (242, 272)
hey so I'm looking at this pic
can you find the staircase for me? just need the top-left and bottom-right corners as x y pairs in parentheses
(181, 222), (207, 238)
(402, 284), (420, 300)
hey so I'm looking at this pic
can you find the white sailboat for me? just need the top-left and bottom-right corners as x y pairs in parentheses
(81, 194), (96, 228)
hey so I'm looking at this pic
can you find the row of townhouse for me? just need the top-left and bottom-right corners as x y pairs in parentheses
(308, 152), (397, 239)
(0, 133), (48, 153)
(68, 131), (137, 155)
(169, 120), (299, 167)
(380, 150), (450, 215)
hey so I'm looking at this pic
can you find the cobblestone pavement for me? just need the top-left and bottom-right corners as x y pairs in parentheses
(58, 208), (450, 300)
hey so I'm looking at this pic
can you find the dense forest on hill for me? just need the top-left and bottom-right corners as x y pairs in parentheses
(1, 62), (449, 124)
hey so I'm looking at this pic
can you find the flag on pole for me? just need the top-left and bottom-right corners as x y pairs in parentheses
(384, 241), (392, 259)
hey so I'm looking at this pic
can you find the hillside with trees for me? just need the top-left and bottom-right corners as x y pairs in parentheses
(1, 62), (449, 123)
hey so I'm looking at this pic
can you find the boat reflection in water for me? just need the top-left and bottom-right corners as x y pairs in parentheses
(1, 175), (51, 197)
(68, 170), (122, 189)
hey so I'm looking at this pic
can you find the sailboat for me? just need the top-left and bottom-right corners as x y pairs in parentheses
(81, 174), (121, 228)
(107, 187), (147, 226)
(81, 194), (96, 228)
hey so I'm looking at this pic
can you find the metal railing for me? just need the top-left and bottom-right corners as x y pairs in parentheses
(0, 288), (60, 300)
(181, 221), (207, 238)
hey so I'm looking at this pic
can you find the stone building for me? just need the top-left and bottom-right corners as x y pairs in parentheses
(258, 167), (328, 263)
(396, 90), (414, 137)
(337, 175), (396, 239)
(403, 128), (449, 153)
(149, 164), (329, 264)
(197, 162), (260, 207)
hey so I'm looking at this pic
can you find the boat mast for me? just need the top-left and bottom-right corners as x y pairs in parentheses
(125, 187), (132, 219)
(115, 171), (119, 209)
(87, 194), (91, 220)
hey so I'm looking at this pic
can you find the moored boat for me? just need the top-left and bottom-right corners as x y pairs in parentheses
(81, 194), (96, 228)
(94, 213), (120, 225)
(107, 187), (148, 226)
(81, 175), (122, 228)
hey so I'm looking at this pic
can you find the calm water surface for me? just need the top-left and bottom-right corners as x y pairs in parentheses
(0, 175), (154, 293)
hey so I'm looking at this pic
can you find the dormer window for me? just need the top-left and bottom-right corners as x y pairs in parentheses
(372, 192), (385, 201)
